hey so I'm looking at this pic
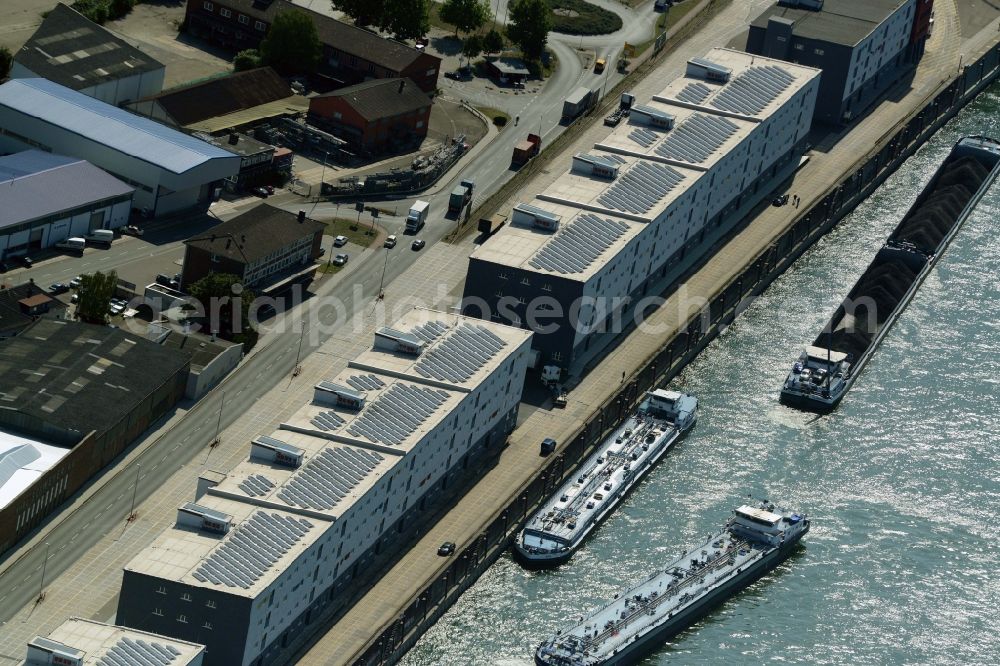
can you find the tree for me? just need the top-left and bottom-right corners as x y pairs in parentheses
(332, 0), (386, 28)
(383, 0), (430, 41)
(260, 10), (321, 74)
(440, 0), (491, 36)
(233, 49), (262, 72)
(506, 0), (550, 62)
(188, 273), (259, 350)
(483, 29), (504, 55)
(77, 270), (117, 325)
(0, 46), (12, 81)
(462, 34), (483, 64)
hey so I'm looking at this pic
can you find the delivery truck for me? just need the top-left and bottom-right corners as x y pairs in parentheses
(55, 237), (86, 253)
(85, 229), (114, 247)
(511, 133), (542, 167)
(406, 200), (430, 232)
(448, 178), (475, 214)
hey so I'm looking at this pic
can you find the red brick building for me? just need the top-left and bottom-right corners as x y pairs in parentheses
(184, 0), (441, 92)
(308, 78), (431, 155)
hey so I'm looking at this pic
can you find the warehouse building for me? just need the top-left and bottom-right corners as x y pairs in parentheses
(22, 618), (205, 666)
(462, 48), (820, 370)
(117, 308), (532, 666)
(11, 3), (165, 106)
(308, 78), (432, 155)
(184, 0), (441, 92)
(0, 78), (240, 217)
(180, 205), (325, 290)
(0, 150), (134, 263)
(0, 319), (191, 555)
(746, 0), (932, 125)
(196, 132), (277, 191)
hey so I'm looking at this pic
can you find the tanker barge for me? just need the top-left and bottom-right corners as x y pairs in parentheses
(781, 136), (1000, 412)
(514, 390), (697, 568)
(534, 500), (809, 665)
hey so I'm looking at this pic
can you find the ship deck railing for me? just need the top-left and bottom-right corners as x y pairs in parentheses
(581, 537), (758, 652)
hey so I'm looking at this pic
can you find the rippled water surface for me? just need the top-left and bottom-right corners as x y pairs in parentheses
(402, 87), (1000, 666)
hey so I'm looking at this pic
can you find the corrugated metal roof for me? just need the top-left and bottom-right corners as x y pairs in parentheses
(0, 78), (238, 174)
(0, 150), (134, 228)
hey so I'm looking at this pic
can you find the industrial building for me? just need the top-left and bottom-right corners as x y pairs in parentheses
(0, 78), (240, 217)
(0, 319), (191, 555)
(11, 3), (165, 106)
(746, 0), (933, 125)
(180, 205), (325, 290)
(184, 0), (441, 92)
(196, 132), (277, 191)
(308, 78), (432, 155)
(117, 308), (532, 666)
(22, 618), (205, 666)
(0, 150), (134, 263)
(462, 48), (820, 370)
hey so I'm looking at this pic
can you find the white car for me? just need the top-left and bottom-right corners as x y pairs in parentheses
(333, 235), (348, 247)
(384, 234), (397, 249)
(332, 253), (349, 266)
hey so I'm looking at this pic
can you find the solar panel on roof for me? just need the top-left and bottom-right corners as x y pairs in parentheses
(629, 127), (659, 148)
(193, 511), (313, 589)
(710, 65), (795, 116)
(276, 446), (384, 511)
(95, 637), (181, 666)
(238, 474), (276, 497)
(597, 161), (685, 214)
(346, 374), (385, 391)
(655, 113), (739, 164)
(310, 410), (345, 431)
(675, 81), (712, 104)
(413, 324), (507, 384)
(345, 383), (449, 446)
(528, 213), (631, 274)
(409, 320), (449, 342)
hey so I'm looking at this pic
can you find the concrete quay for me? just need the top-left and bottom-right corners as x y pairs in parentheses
(297, 2), (1000, 665)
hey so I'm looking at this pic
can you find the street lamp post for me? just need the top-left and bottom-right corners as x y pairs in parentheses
(37, 542), (50, 604)
(211, 390), (225, 447)
(126, 463), (141, 523)
(293, 325), (305, 376)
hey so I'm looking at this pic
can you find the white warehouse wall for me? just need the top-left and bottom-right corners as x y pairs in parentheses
(844, 0), (916, 102)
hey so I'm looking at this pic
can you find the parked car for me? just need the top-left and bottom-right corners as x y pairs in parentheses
(70, 293), (79, 304)
(333, 235), (348, 247)
(384, 235), (397, 249)
(250, 186), (269, 198)
(437, 541), (456, 556)
(332, 253), (349, 266)
(411, 239), (426, 251)
(69, 275), (83, 289)
(124, 224), (144, 236)
(18, 256), (33, 268)
(48, 283), (68, 295)
(771, 194), (789, 207)
(264, 185), (275, 195)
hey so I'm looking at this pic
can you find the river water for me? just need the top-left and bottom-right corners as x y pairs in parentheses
(402, 86), (1000, 666)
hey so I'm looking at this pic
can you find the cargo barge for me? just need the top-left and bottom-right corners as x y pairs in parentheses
(781, 136), (1000, 412)
(534, 500), (809, 665)
(514, 390), (697, 568)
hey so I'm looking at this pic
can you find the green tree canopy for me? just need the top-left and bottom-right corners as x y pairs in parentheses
(188, 273), (258, 350)
(332, 0), (386, 28)
(462, 34), (484, 62)
(506, 0), (550, 62)
(482, 28), (504, 54)
(77, 271), (117, 325)
(440, 0), (491, 36)
(233, 49), (262, 72)
(332, 0), (429, 40)
(260, 10), (322, 74)
(0, 46), (12, 80)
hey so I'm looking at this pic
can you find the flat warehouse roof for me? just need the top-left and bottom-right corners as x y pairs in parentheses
(0, 150), (134, 229)
(0, 78), (240, 175)
(0, 430), (70, 510)
(31, 617), (204, 665)
(751, 0), (910, 46)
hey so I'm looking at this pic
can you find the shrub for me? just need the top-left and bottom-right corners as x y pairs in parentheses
(549, 0), (621, 36)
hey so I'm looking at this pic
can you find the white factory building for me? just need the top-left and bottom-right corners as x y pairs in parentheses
(0, 150), (133, 262)
(21, 617), (204, 666)
(0, 78), (240, 217)
(462, 48), (820, 369)
(116, 308), (533, 666)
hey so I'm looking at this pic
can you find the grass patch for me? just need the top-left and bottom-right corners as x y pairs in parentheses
(475, 105), (511, 127)
(550, 0), (623, 36)
(633, 0), (702, 57)
(316, 262), (346, 275)
(322, 217), (380, 247)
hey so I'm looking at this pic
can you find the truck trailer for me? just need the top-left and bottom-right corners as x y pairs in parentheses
(406, 200), (430, 232)
(512, 133), (542, 167)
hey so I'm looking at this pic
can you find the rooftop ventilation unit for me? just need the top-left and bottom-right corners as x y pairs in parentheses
(314, 381), (366, 410)
(374, 327), (425, 355)
(686, 57), (732, 83)
(512, 203), (561, 231)
(778, 0), (823, 9)
(177, 502), (232, 534)
(572, 153), (621, 179)
(26, 637), (84, 666)
(251, 435), (305, 468)
(630, 105), (675, 129)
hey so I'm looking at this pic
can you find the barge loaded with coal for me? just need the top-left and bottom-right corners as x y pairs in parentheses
(534, 500), (809, 665)
(514, 390), (697, 567)
(781, 136), (1000, 412)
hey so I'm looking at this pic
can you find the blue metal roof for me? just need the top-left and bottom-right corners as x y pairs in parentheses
(0, 150), (134, 228)
(0, 79), (238, 174)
